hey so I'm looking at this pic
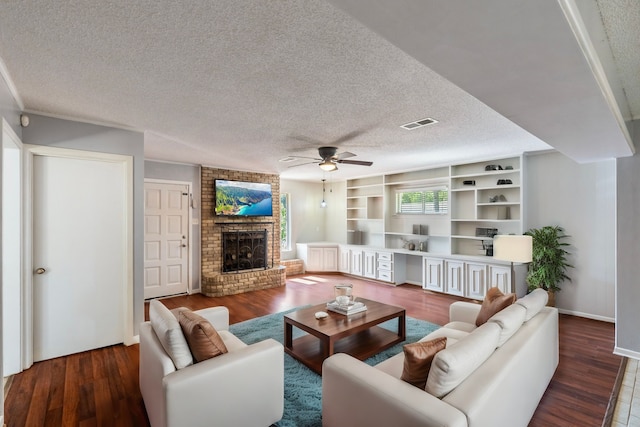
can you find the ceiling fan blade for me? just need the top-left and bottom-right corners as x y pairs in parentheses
(337, 159), (373, 166)
(336, 151), (356, 160)
(281, 155), (321, 161)
(287, 160), (319, 168)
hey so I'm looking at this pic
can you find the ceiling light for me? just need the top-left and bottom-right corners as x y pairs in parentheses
(319, 160), (337, 171)
(320, 179), (327, 208)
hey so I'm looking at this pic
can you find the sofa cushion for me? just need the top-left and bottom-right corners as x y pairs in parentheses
(400, 337), (447, 389)
(442, 321), (477, 333)
(516, 288), (549, 321)
(488, 303), (527, 346)
(475, 287), (516, 326)
(178, 309), (228, 362)
(149, 300), (193, 369)
(425, 322), (501, 398)
(419, 327), (469, 344)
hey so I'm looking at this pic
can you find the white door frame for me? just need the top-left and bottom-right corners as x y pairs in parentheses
(144, 178), (193, 296)
(23, 145), (135, 368)
(2, 118), (24, 374)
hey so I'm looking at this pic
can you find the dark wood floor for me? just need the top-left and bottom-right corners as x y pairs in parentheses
(5, 274), (621, 426)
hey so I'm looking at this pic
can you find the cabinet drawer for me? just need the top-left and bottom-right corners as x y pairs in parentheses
(377, 270), (393, 282)
(377, 252), (392, 261)
(378, 261), (392, 270)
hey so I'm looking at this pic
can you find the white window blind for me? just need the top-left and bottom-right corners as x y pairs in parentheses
(395, 187), (448, 214)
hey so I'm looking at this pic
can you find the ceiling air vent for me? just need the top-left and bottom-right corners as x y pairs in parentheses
(400, 117), (438, 130)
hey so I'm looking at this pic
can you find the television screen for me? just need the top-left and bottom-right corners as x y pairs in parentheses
(214, 179), (273, 216)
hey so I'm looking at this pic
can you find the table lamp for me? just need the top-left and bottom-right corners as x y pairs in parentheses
(492, 235), (533, 294)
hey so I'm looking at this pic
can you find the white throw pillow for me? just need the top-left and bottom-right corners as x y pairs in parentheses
(488, 303), (526, 346)
(149, 300), (193, 369)
(516, 288), (548, 321)
(425, 322), (501, 398)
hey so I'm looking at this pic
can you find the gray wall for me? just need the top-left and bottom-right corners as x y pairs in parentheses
(616, 119), (640, 357)
(22, 114), (145, 335)
(525, 152), (616, 321)
(145, 160), (201, 292)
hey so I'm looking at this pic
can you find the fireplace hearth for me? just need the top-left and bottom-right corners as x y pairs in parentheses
(222, 230), (268, 273)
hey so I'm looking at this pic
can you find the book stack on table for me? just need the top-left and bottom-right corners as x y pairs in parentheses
(326, 300), (367, 315)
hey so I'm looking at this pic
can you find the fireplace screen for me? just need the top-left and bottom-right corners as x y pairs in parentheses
(222, 230), (267, 273)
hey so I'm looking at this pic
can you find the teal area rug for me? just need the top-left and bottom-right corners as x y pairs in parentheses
(229, 307), (440, 427)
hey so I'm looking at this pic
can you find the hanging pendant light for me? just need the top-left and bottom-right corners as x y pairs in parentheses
(320, 179), (327, 208)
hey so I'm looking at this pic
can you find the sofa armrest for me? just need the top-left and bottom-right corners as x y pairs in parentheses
(449, 301), (481, 324)
(322, 353), (467, 427)
(194, 306), (229, 331)
(164, 338), (284, 427)
(140, 322), (177, 427)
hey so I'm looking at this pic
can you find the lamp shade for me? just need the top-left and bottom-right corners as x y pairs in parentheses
(319, 160), (337, 171)
(493, 235), (532, 263)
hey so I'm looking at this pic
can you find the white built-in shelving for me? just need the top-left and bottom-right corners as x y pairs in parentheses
(345, 155), (524, 257)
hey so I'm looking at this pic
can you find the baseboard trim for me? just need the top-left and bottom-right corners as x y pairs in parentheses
(557, 308), (614, 323)
(602, 357), (628, 427)
(614, 346), (640, 360)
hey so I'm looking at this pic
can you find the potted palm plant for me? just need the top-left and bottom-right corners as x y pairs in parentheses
(524, 225), (573, 306)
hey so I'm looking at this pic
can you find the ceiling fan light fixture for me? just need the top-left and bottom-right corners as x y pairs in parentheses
(319, 160), (337, 171)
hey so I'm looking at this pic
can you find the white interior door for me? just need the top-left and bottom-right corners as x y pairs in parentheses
(144, 181), (189, 299)
(32, 152), (127, 361)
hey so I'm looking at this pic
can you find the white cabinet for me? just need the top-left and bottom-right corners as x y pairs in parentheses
(363, 250), (377, 279)
(488, 264), (512, 294)
(376, 251), (394, 282)
(466, 262), (488, 300)
(350, 249), (363, 276)
(296, 244), (338, 272)
(423, 257), (444, 292)
(322, 247), (338, 272)
(306, 247), (324, 271)
(339, 247), (350, 273)
(445, 260), (465, 296)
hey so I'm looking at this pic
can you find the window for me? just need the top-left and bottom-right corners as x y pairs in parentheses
(280, 193), (291, 250)
(395, 187), (448, 214)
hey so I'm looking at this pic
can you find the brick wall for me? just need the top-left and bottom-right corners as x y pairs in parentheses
(201, 167), (285, 296)
(281, 259), (305, 276)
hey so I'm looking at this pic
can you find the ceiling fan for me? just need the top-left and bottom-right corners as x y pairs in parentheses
(284, 146), (373, 171)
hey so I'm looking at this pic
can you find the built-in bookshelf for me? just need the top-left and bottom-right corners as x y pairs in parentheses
(346, 156), (523, 256)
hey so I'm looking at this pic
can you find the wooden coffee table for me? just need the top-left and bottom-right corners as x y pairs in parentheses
(283, 298), (406, 374)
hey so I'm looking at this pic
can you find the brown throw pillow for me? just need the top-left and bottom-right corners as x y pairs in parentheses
(178, 309), (228, 362)
(476, 287), (516, 326)
(400, 337), (447, 390)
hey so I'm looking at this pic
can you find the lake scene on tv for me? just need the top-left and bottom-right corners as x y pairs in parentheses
(215, 180), (273, 216)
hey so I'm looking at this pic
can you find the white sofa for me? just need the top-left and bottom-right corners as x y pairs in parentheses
(140, 303), (284, 427)
(322, 289), (558, 427)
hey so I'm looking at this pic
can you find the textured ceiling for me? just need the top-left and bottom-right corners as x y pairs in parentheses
(0, 0), (636, 182)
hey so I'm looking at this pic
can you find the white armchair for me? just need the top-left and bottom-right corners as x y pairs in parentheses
(140, 304), (284, 427)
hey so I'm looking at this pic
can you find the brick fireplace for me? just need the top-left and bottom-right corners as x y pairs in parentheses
(201, 167), (285, 296)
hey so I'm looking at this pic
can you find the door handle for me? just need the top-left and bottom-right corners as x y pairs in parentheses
(35, 267), (46, 274)
(181, 244), (187, 248)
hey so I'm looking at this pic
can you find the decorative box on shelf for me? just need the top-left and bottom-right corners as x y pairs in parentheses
(326, 301), (368, 315)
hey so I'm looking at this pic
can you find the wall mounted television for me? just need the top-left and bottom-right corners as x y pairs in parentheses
(214, 179), (273, 216)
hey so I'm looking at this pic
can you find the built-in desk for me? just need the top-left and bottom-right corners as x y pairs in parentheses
(296, 242), (526, 300)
